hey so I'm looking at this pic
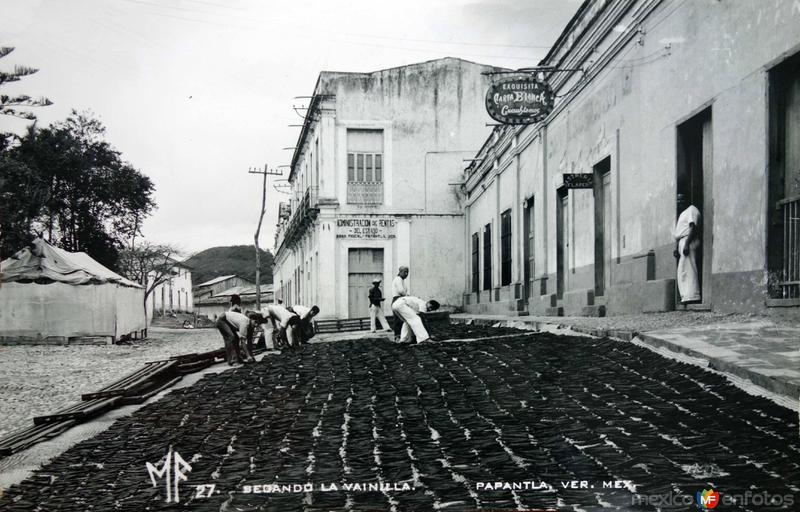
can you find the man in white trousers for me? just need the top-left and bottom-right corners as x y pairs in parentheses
(368, 278), (392, 333)
(391, 295), (440, 344)
(673, 193), (702, 303)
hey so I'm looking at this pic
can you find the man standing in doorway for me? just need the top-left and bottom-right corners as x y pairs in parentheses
(391, 266), (410, 342)
(673, 193), (701, 304)
(368, 278), (392, 333)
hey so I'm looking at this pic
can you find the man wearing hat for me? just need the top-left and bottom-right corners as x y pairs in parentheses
(368, 278), (392, 333)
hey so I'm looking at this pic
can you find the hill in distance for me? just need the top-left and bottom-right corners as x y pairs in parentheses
(184, 245), (274, 287)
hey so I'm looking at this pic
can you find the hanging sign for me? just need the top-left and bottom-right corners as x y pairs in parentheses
(485, 75), (554, 125)
(336, 218), (396, 239)
(563, 173), (594, 189)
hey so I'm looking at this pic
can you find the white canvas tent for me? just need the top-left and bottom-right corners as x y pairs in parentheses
(0, 238), (146, 344)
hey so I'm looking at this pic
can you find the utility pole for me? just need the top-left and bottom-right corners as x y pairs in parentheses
(249, 164), (282, 309)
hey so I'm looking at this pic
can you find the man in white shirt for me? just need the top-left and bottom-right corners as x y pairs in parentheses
(261, 303), (302, 349)
(391, 295), (440, 344)
(391, 266), (410, 341)
(673, 194), (702, 303)
(215, 309), (257, 365)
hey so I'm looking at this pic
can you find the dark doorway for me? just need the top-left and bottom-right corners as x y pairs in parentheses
(500, 209), (512, 286)
(676, 107), (713, 305)
(471, 232), (480, 293)
(523, 197), (534, 301)
(556, 188), (568, 300)
(593, 157), (612, 297)
(483, 223), (492, 291)
(768, 52), (800, 299)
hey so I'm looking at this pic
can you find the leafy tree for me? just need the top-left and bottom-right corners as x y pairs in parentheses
(117, 242), (182, 321)
(0, 46), (52, 119)
(0, 46), (52, 149)
(0, 47), (52, 244)
(0, 146), (45, 255)
(1, 110), (155, 268)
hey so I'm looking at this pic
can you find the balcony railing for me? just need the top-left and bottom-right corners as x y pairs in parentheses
(776, 195), (800, 298)
(347, 181), (383, 205)
(275, 187), (319, 257)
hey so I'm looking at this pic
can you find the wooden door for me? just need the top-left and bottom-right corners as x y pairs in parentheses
(556, 190), (568, 299)
(348, 248), (383, 318)
(602, 172), (613, 293)
(523, 199), (534, 301)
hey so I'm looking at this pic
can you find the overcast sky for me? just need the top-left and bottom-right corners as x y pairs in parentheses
(0, 0), (580, 257)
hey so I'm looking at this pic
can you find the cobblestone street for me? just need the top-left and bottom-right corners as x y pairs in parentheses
(0, 328), (222, 438)
(0, 325), (798, 511)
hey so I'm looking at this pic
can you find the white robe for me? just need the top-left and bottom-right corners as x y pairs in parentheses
(673, 205), (701, 303)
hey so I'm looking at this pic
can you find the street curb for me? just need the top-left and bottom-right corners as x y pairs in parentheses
(451, 315), (799, 402)
(635, 333), (800, 399)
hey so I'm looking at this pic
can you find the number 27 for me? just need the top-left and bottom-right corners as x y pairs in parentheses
(195, 484), (216, 498)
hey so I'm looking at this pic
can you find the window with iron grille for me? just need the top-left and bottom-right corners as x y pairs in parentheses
(471, 232), (480, 292)
(483, 223), (492, 291)
(501, 209), (512, 286)
(347, 129), (383, 204)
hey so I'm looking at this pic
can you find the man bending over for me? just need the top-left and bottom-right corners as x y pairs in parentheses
(391, 296), (440, 344)
(215, 309), (258, 365)
(288, 304), (320, 345)
(261, 303), (302, 349)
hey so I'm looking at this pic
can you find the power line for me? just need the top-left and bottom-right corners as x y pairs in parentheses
(123, 7), (544, 63)
(115, 0), (553, 52)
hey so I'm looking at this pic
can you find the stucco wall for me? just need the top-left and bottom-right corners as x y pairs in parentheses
(464, 0), (800, 314)
(409, 215), (465, 307)
(275, 58), (500, 318)
(322, 58), (497, 217)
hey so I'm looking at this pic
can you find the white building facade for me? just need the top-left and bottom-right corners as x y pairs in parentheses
(146, 262), (194, 320)
(273, 58), (502, 319)
(462, 0), (800, 318)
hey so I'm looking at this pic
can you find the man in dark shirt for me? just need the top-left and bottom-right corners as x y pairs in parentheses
(368, 278), (392, 333)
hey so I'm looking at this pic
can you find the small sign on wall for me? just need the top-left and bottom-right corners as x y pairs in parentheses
(563, 173), (594, 189)
(336, 218), (397, 239)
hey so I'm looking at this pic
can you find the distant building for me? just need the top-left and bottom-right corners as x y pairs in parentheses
(194, 284), (274, 319)
(462, 0), (800, 317)
(146, 260), (193, 319)
(273, 57), (503, 319)
(193, 275), (252, 301)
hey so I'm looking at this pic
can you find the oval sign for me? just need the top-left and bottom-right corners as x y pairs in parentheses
(485, 76), (554, 125)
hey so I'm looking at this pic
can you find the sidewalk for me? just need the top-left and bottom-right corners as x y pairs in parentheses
(450, 312), (800, 407)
